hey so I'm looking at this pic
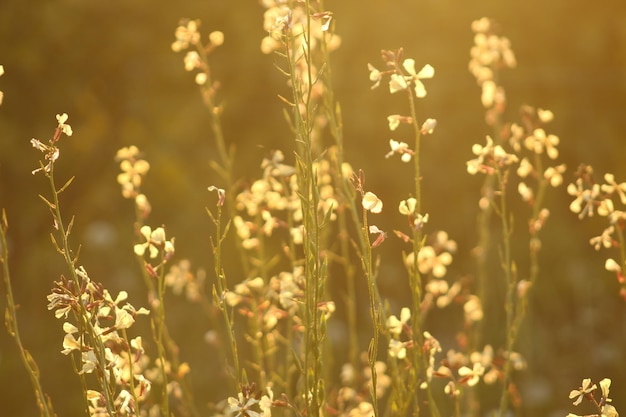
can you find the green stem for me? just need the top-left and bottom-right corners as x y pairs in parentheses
(0, 212), (55, 417)
(496, 167), (514, 417)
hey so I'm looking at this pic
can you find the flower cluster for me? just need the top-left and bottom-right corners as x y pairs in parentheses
(568, 165), (626, 297)
(338, 357), (392, 406)
(234, 150), (346, 250)
(567, 378), (617, 417)
(439, 346), (525, 398)
(260, 2), (340, 56)
(47, 269), (151, 415)
(385, 307), (412, 360)
(134, 225), (175, 262)
(31, 113), (73, 175)
(171, 19), (224, 86)
(368, 49), (437, 162)
(164, 259), (205, 303)
(466, 135), (519, 176)
(115, 146), (152, 218)
(227, 383), (275, 417)
(468, 17), (516, 123)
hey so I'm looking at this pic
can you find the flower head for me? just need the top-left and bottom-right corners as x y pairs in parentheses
(385, 139), (413, 162)
(362, 192), (383, 214)
(569, 378), (597, 406)
(401, 59), (434, 98)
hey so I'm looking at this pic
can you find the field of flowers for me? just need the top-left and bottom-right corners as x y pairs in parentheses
(1, 1), (625, 416)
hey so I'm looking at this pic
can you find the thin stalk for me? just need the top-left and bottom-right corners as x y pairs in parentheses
(283, 1), (325, 414)
(406, 86), (440, 417)
(495, 167), (514, 417)
(0, 212), (55, 417)
(208, 203), (242, 385)
(154, 252), (171, 417)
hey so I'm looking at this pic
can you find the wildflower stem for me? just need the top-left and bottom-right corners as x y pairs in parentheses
(195, 38), (233, 185)
(0, 211), (55, 417)
(495, 167), (514, 417)
(407, 84), (440, 417)
(283, 0), (327, 414)
(317, 5), (361, 376)
(209, 203), (242, 386)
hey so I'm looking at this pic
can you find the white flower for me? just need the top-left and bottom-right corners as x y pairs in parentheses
(386, 307), (411, 337)
(402, 59), (434, 98)
(362, 192), (383, 213)
(385, 139), (412, 162)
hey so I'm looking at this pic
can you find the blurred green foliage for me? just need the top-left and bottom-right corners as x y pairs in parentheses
(1, 0), (626, 416)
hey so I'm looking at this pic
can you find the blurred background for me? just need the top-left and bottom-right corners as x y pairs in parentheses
(1, 0), (626, 415)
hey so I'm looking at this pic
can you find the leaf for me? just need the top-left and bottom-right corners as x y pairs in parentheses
(277, 94), (295, 107)
(38, 195), (56, 210)
(57, 176), (75, 194)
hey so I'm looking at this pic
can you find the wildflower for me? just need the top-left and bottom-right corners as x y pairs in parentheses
(259, 386), (274, 417)
(388, 339), (407, 359)
(433, 230), (457, 253)
(362, 191), (383, 213)
(117, 150), (150, 198)
(399, 198), (417, 216)
(537, 108), (554, 123)
(599, 378), (612, 400)
(544, 164), (567, 187)
(467, 135), (519, 175)
(458, 362), (485, 386)
(385, 139), (413, 162)
(517, 158), (533, 178)
(400, 59), (434, 98)
(386, 307), (410, 337)
(228, 391), (260, 417)
(134, 225), (174, 259)
(524, 128), (560, 159)
(79, 350), (98, 375)
(184, 51), (201, 71)
(421, 331), (442, 387)
(61, 322), (82, 355)
(172, 19), (201, 52)
(463, 295), (483, 323)
(389, 73), (408, 93)
(47, 291), (74, 319)
(569, 378), (597, 406)
(420, 118), (437, 134)
(369, 225), (387, 248)
(55, 113), (73, 137)
(567, 178), (600, 219)
(349, 402), (375, 417)
(417, 245), (453, 278)
(518, 182), (533, 203)
(367, 63), (382, 89)
(209, 30), (224, 46)
(602, 405), (619, 417)
(387, 115), (402, 131)
(605, 258), (621, 273)
(598, 198), (614, 217)
(481, 80), (496, 108)
(601, 173), (626, 204)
